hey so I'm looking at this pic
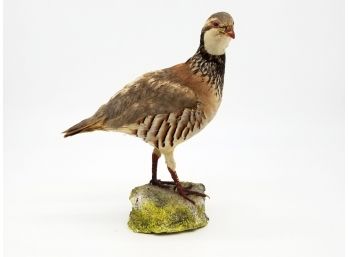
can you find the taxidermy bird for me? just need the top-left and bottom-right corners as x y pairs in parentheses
(64, 12), (235, 203)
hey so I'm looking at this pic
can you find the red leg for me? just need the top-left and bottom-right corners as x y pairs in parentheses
(151, 150), (160, 182)
(167, 167), (207, 204)
(149, 149), (175, 188)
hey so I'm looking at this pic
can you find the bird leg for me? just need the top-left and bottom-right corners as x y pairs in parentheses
(151, 150), (206, 204)
(149, 148), (175, 188)
(167, 167), (207, 204)
(162, 151), (206, 203)
(150, 148), (161, 183)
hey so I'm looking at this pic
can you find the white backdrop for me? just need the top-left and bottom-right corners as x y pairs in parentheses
(4, 0), (344, 257)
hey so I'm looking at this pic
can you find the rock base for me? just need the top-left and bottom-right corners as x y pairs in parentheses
(128, 182), (208, 234)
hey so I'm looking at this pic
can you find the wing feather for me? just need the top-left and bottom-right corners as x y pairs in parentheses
(98, 70), (198, 129)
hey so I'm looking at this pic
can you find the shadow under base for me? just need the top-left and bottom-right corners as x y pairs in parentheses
(128, 182), (208, 234)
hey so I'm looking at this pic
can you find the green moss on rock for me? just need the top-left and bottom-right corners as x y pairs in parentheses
(128, 183), (208, 234)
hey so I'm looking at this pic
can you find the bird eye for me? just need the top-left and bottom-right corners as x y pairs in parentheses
(212, 21), (220, 27)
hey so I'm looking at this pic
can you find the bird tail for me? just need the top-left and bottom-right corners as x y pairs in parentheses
(63, 117), (105, 138)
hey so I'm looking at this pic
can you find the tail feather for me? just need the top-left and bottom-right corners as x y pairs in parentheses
(63, 117), (104, 138)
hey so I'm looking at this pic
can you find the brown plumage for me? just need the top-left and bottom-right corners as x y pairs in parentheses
(64, 12), (235, 203)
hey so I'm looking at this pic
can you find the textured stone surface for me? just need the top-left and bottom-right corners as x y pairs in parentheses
(128, 182), (208, 234)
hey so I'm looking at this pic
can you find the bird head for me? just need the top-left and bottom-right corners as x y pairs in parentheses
(201, 12), (235, 56)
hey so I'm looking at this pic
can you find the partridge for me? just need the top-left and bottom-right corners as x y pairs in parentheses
(64, 12), (235, 203)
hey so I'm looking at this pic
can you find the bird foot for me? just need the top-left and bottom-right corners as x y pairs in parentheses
(150, 180), (207, 204)
(176, 183), (208, 205)
(150, 179), (176, 189)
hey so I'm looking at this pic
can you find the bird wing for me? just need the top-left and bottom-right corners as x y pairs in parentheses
(97, 68), (199, 129)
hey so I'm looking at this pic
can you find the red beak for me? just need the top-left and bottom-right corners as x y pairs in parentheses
(226, 29), (235, 39)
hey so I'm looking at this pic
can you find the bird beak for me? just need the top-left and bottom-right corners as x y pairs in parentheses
(225, 28), (235, 39)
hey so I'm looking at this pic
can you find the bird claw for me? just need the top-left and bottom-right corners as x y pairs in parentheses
(150, 179), (175, 188)
(150, 180), (208, 204)
(176, 184), (208, 204)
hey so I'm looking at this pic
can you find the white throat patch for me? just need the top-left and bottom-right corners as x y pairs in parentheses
(203, 29), (231, 55)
